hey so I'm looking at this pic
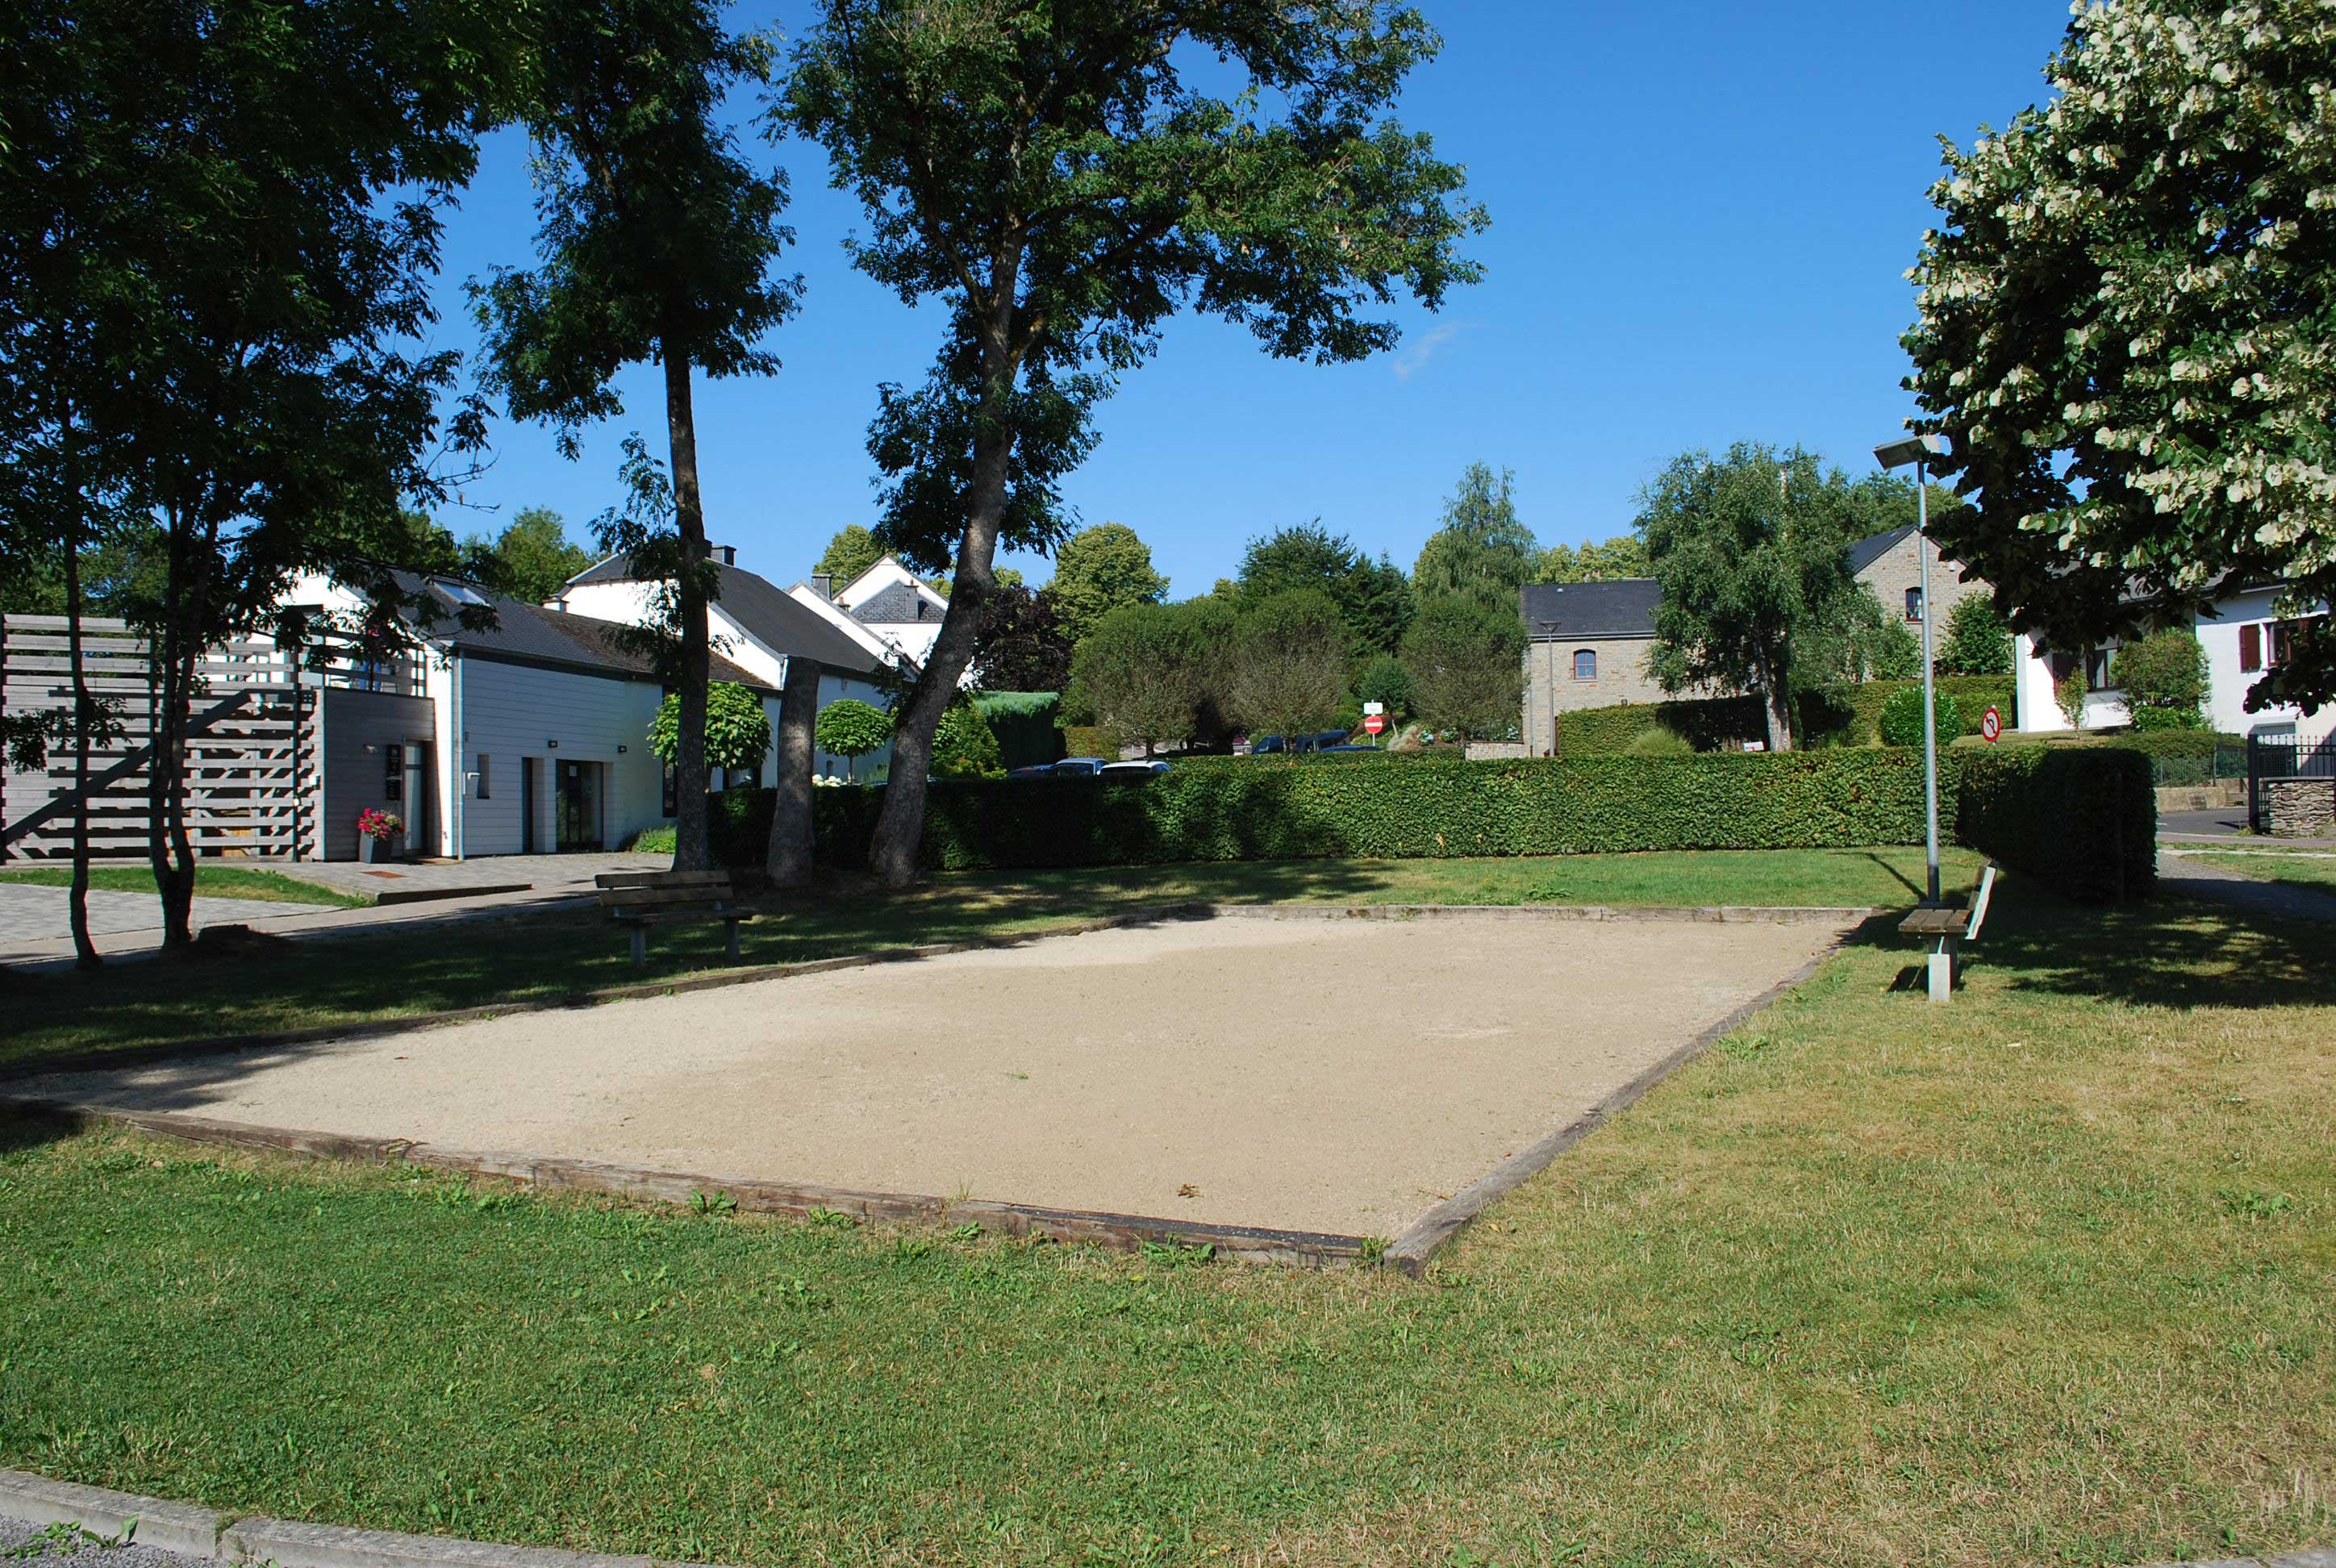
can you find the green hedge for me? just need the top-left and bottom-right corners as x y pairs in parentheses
(1803, 676), (2015, 747)
(973, 691), (1066, 772)
(710, 744), (2154, 902)
(1558, 697), (1766, 756)
(1954, 745), (2155, 902)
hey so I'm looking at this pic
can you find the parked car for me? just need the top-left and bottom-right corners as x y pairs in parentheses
(1006, 765), (1056, 778)
(1050, 757), (1107, 775)
(1100, 760), (1169, 779)
(1312, 744), (1379, 755)
(1250, 730), (1351, 756)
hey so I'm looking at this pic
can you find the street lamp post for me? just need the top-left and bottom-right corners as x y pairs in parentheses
(1874, 432), (1950, 906)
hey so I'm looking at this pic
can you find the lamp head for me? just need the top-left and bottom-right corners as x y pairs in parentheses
(1874, 432), (1949, 471)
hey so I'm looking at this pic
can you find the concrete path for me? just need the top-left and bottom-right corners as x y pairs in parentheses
(2157, 847), (2336, 922)
(0, 884), (299, 948)
(275, 851), (658, 903)
(0, 853), (668, 971)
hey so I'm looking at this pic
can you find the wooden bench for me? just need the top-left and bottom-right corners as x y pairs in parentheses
(1898, 861), (1997, 1003)
(596, 869), (754, 968)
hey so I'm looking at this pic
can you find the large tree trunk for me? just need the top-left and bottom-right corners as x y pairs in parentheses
(149, 507), (208, 950)
(661, 337), (714, 873)
(764, 655), (821, 887)
(1762, 661), (1794, 753)
(866, 284), (1024, 890)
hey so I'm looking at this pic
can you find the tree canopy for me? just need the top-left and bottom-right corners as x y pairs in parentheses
(1401, 594), (1523, 740)
(815, 523), (885, 589)
(1236, 522), (1412, 657)
(1905, 0), (2336, 712)
(1533, 534), (1647, 585)
(1065, 598), (1228, 754)
(779, 0), (1483, 883)
(972, 583), (1075, 694)
(1225, 590), (1349, 745)
(471, 507), (594, 603)
(651, 681), (771, 774)
(1639, 444), (1884, 752)
(1414, 463), (1536, 612)
(1045, 523), (1169, 647)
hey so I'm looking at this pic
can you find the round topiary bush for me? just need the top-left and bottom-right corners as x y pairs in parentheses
(1878, 685), (1963, 748)
(815, 698), (894, 761)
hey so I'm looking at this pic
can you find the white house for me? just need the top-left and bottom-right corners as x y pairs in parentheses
(279, 568), (795, 858)
(557, 548), (895, 782)
(2012, 584), (2333, 744)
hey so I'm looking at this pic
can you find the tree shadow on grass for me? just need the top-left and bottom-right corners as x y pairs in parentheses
(1914, 878), (2334, 1011)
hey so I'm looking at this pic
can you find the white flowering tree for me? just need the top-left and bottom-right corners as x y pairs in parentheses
(1905, 0), (2335, 712)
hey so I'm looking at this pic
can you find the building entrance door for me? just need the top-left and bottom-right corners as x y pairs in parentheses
(520, 757), (540, 853)
(555, 759), (603, 852)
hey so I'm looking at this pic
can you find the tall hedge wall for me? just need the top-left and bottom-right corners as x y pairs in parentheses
(1954, 745), (2155, 902)
(1804, 676), (2017, 747)
(972, 691), (1066, 772)
(711, 744), (2153, 901)
(1557, 697), (1766, 756)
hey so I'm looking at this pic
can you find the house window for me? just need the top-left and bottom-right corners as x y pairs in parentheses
(475, 753), (490, 799)
(2271, 619), (2300, 666)
(1904, 586), (1923, 622)
(2086, 644), (2118, 691)
(2241, 623), (2263, 672)
(1572, 648), (1598, 682)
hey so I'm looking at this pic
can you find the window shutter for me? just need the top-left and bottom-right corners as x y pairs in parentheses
(2240, 623), (2262, 672)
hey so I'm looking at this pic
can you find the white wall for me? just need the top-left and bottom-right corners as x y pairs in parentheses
(454, 657), (669, 855)
(2198, 590), (2334, 742)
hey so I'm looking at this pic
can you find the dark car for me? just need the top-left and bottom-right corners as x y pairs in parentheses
(1050, 757), (1107, 775)
(1249, 730), (1351, 756)
(1312, 744), (1379, 755)
(1099, 760), (1169, 779)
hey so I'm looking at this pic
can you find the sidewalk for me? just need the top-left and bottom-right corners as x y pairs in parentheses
(2156, 847), (2336, 923)
(0, 853), (666, 971)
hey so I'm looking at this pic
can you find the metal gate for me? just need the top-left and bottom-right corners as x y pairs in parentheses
(2246, 731), (2336, 832)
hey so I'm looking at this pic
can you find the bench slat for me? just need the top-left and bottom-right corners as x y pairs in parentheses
(598, 885), (742, 909)
(1899, 908), (1968, 936)
(595, 870), (732, 890)
(610, 911), (755, 927)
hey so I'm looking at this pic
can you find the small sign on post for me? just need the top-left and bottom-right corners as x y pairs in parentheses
(1980, 705), (2003, 744)
(1363, 713), (1386, 736)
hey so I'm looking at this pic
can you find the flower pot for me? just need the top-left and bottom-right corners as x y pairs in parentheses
(358, 835), (376, 865)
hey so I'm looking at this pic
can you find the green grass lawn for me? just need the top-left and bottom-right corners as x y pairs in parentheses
(0, 865), (366, 908)
(0, 846), (1979, 1069)
(1, 877), (2328, 1566)
(2185, 849), (2336, 892)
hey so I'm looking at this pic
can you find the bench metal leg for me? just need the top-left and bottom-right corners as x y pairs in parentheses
(630, 926), (647, 969)
(724, 919), (741, 963)
(1927, 936), (1961, 1004)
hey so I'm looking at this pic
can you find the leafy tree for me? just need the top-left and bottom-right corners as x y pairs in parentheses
(815, 523), (884, 590)
(1639, 444), (1879, 752)
(1064, 600), (1225, 755)
(1838, 474), (1973, 545)
(1905, 0), (2336, 714)
(1414, 463), (1536, 612)
(651, 681), (771, 782)
(2054, 665), (2090, 732)
(1226, 590), (1349, 747)
(472, 507), (594, 604)
(1045, 523), (1169, 648)
(473, 0), (799, 874)
(2115, 629), (2210, 729)
(1937, 594), (2013, 677)
(1354, 654), (1414, 721)
(3, 0), (510, 950)
(931, 702), (1003, 779)
(815, 699), (892, 770)
(972, 583), (1075, 694)
(780, 0), (1483, 885)
(1400, 594), (1524, 741)
(1237, 522), (1413, 657)
(1533, 534), (1649, 584)
(1867, 614), (1924, 682)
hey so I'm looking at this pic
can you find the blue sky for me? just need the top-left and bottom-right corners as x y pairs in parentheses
(421, 1), (2071, 596)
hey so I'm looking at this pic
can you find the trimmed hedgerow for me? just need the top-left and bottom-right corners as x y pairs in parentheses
(974, 691), (1066, 772)
(1954, 744), (2155, 902)
(1802, 676), (2015, 747)
(707, 745), (2155, 901)
(1557, 697), (1766, 756)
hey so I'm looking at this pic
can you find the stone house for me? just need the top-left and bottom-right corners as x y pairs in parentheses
(1846, 524), (1989, 635)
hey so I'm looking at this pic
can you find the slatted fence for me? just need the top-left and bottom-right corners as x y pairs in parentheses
(1, 615), (321, 861)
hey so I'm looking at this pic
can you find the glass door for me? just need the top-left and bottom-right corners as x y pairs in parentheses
(555, 760), (603, 852)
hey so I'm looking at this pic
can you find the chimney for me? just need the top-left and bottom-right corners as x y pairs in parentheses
(811, 572), (834, 601)
(713, 544), (736, 566)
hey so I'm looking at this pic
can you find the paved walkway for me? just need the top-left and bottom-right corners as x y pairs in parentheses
(0, 852), (668, 971)
(0, 884), (297, 948)
(2157, 847), (2336, 922)
(276, 851), (657, 902)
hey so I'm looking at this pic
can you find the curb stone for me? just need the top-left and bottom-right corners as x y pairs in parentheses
(0, 1471), (224, 1559)
(0, 1473), (734, 1568)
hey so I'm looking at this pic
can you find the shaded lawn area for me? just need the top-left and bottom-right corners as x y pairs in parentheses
(0, 878), (2329, 1567)
(2186, 849), (2336, 892)
(1, 846), (1979, 1069)
(0, 865), (366, 907)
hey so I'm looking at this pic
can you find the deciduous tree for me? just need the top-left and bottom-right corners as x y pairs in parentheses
(473, 0), (799, 873)
(1237, 522), (1413, 657)
(780, 0), (1483, 885)
(1400, 594), (1523, 740)
(472, 507), (594, 604)
(1045, 523), (1169, 648)
(1414, 463), (1536, 612)
(972, 583), (1075, 694)
(1533, 534), (1648, 585)
(1064, 599), (1225, 755)
(814, 523), (884, 589)
(1937, 594), (2013, 677)
(1905, 0), (2336, 712)
(1226, 590), (1348, 748)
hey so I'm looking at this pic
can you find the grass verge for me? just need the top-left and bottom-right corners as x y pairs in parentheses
(0, 877), (2327, 1566)
(0, 866), (367, 908)
(1, 847), (1975, 1069)
(2184, 849), (2336, 892)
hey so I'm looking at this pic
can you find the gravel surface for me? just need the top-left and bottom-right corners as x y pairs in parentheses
(0, 1512), (210, 1568)
(19, 912), (1841, 1236)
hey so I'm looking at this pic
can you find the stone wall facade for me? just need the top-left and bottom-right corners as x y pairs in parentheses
(1854, 531), (1990, 632)
(1520, 636), (1671, 753)
(2262, 777), (2336, 838)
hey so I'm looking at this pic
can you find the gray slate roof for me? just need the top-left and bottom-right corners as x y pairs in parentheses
(849, 582), (943, 625)
(563, 555), (881, 674)
(1519, 578), (1662, 642)
(395, 573), (773, 690)
(1847, 524), (1917, 577)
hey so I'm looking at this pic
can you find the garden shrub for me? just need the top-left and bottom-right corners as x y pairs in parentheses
(1954, 745), (2155, 901)
(974, 691), (1066, 771)
(1060, 724), (1121, 761)
(1623, 726), (1693, 757)
(1558, 696), (1765, 755)
(1877, 686), (1965, 748)
(932, 703), (1005, 779)
(1803, 677), (2013, 746)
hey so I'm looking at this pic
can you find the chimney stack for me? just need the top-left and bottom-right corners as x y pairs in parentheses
(811, 572), (834, 601)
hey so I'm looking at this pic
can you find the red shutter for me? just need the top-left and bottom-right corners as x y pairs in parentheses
(2240, 623), (2262, 672)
